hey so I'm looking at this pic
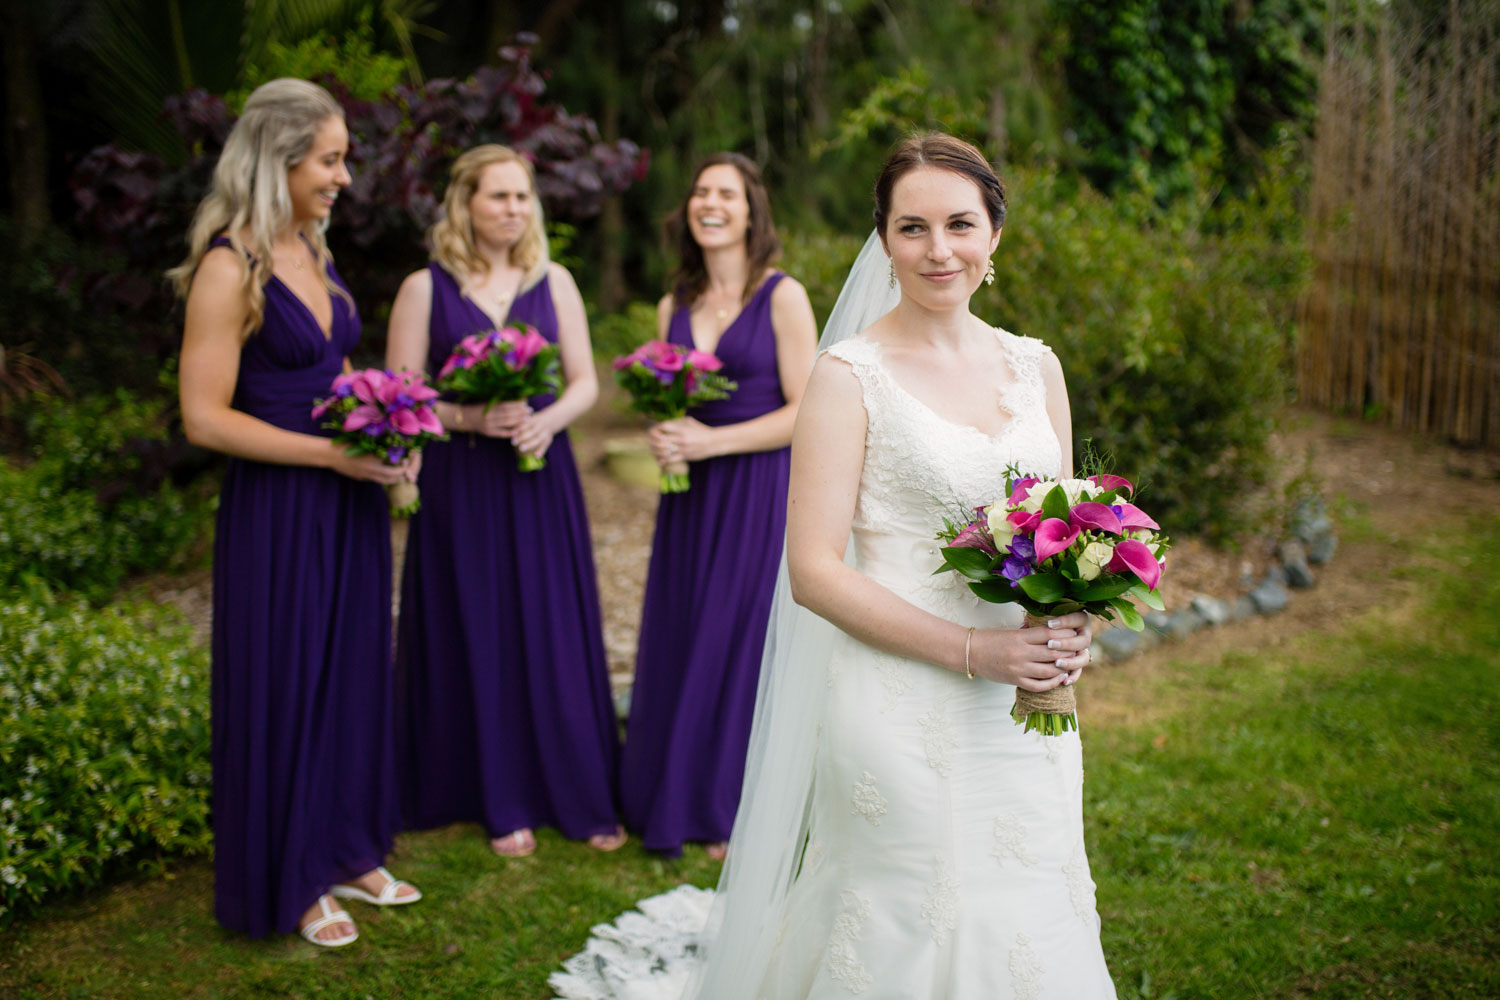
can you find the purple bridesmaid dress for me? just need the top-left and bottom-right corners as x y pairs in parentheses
(620, 272), (791, 855)
(209, 239), (398, 937)
(394, 264), (620, 842)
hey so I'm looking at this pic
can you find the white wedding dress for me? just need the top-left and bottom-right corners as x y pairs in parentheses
(553, 326), (1116, 1000)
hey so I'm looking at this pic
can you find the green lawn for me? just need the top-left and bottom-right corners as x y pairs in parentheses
(3, 516), (1497, 999)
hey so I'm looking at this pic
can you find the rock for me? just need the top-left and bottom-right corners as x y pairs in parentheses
(1190, 594), (1232, 626)
(1291, 496), (1332, 544)
(1278, 539), (1316, 589)
(1249, 576), (1289, 614)
(1261, 563), (1289, 585)
(1307, 530), (1339, 565)
(1232, 595), (1260, 620)
(1144, 610), (1173, 635)
(1096, 627), (1144, 662)
(1165, 607), (1207, 639)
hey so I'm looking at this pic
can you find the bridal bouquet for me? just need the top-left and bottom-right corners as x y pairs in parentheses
(312, 368), (446, 516)
(934, 469), (1169, 735)
(612, 341), (737, 493)
(435, 324), (561, 471)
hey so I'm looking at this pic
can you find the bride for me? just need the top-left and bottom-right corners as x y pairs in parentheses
(555, 133), (1115, 999)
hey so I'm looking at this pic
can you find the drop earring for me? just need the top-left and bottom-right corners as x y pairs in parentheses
(984, 259), (996, 286)
(888, 259), (896, 289)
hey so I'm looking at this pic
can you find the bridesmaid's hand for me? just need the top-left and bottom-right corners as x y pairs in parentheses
(969, 612), (1092, 690)
(330, 448), (414, 485)
(512, 411), (554, 461)
(649, 416), (717, 463)
(472, 400), (531, 439)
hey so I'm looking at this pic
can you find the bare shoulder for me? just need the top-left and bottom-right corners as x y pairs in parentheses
(396, 267), (433, 298)
(770, 273), (810, 304)
(190, 243), (248, 292)
(546, 260), (580, 292)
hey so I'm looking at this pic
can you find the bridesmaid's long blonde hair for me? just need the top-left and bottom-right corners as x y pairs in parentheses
(429, 145), (549, 291)
(167, 78), (353, 335)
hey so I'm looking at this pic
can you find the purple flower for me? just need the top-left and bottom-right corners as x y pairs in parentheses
(1008, 536), (1036, 562)
(387, 445), (406, 464)
(1001, 555), (1033, 587)
(656, 369), (675, 385)
(392, 392), (414, 410)
(362, 423), (384, 437)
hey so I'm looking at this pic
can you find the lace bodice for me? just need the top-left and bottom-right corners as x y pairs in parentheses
(824, 329), (1062, 616)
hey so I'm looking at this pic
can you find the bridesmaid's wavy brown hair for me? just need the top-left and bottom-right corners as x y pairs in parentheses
(872, 133), (1007, 238)
(665, 152), (782, 309)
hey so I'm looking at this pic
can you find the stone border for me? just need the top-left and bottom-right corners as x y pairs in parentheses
(1095, 497), (1339, 663)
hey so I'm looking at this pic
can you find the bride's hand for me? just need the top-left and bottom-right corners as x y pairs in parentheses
(969, 612), (1093, 689)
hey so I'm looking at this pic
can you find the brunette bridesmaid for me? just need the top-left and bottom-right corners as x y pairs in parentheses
(174, 78), (421, 949)
(619, 153), (818, 857)
(387, 144), (625, 858)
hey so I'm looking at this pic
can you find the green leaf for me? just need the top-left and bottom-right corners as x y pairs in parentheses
(940, 546), (995, 581)
(1041, 484), (1071, 522)
(1109, 597), (1145, 631)
(1075, 577), (1135, 602)
(1130, 583), (1166, 610)
(969, 578), (1017, 604)
(1019, 571), (1068, 604)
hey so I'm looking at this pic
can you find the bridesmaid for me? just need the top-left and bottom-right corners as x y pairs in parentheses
(387, 144), (625, 857)
(174, 78), (421, 949)
(620, 153), (818, 857)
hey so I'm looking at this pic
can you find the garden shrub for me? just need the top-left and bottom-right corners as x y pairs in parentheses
(977, 164), (1307, 540)
(1, 390), (214, 602)
(0, 595), (211, 926)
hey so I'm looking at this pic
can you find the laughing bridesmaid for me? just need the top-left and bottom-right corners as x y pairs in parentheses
(388, 145), (625, 858)
(174, 79), (421, 949)
(619, 153), (818, 857)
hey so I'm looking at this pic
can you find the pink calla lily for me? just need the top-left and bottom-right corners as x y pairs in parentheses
(349, 371), (384, 404)
(389, 408), (422, 435)
(950, 523), (999, 556)
(342, 403), (383, 431)
(1068, 501), (1123, 535)
(1114, 502), (1159, 531)
(1089, 473), (1133, 495)
(1107, 538), (1161, 591)
(654, 349), (684, 373)
(1007, 509), (1041, 532)
(686, 349), (723, 372)
(1033, 518), (1080, 563)
(1008, 476), (1040, 506)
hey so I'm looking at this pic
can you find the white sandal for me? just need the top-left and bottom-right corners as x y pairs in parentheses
(330, 866), (422, 906)
(299, 895), (358, 948)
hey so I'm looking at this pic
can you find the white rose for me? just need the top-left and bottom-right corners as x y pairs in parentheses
(1021, 480), (1055, 513)
(1077, 540), (1116, 581)
(987, 506), (1019, 549)
(1060, 477), (1101, 505)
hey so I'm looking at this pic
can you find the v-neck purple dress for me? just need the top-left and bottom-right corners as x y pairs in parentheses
(620, 272), (791, 855)
(394, 263), (620, 842)
(209, 239), (398, 938)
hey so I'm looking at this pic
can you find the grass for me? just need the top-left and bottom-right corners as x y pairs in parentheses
(2, 519), (1497, 999)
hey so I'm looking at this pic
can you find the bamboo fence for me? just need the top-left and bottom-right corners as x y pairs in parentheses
(1299, 0), (1500, 447)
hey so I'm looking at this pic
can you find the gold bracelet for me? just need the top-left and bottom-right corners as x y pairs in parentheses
(964, 626), (976, 680)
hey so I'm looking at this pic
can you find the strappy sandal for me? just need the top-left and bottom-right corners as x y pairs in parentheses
(299, 895), (358, 948)
(491, 829), (537, 857)
(586, 826), (628, 853)
(330, 866), (422, 906)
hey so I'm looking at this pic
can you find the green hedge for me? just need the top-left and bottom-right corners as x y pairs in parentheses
(1, 390), (214, 602)
(0, 595), (211, 926)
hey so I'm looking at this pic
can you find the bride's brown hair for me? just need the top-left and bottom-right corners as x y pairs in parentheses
(872, 133), (1007, 237)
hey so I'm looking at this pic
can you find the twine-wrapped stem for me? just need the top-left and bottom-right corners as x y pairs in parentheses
(1012, 612), (1078, 735)
(658, 457), (691, 493)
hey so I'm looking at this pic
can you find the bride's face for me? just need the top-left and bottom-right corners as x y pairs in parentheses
(883, 166), (1000, 310)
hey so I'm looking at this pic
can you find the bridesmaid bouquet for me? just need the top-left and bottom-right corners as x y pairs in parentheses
(312, 368), (446, 516)
(435, 324), (561, 472)
(934, 469), (1170, 735)
(612, 341), (737, 493)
